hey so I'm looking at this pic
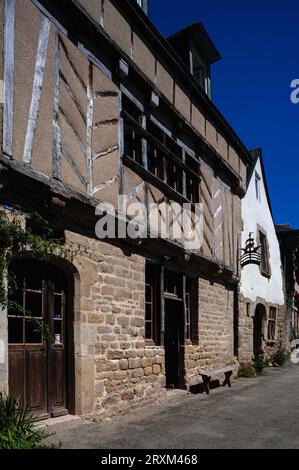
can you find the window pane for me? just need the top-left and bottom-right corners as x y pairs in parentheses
(25, 319), (42, 343)
(25, 267), (42, 290)
(8, 318), (23, 343)
(145, 285), (152, 303)
(8, 289), (24, 316)
(145, 321), (152, 339)
(145, 303), (152, 321)
(54, 320), (62, 335)
(25, 291), (43, 317)
(54, 295), (63, 319)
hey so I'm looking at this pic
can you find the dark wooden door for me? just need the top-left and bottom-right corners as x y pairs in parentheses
(8, 261), (68, 419)
(164, 298), (184, 388)
(253, 305), (265, 360)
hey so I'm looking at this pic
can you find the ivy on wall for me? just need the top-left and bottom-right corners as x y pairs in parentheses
(0, 208), (73, 312)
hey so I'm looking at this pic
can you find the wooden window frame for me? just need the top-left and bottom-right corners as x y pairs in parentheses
(258, 228), (271, 278)
(267, 307), (277, 341)
(185, 277), (199, 344)
(145, 262), (161, 345)
(121, 96), (201, 205)
(8, 284), (44, 346)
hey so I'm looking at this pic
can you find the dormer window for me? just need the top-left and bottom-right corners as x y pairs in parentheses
(255, 172), (261, 201)
(168, 23), (221, 101)
(192, 49), (209, 95)
(135, 0), (148, 14)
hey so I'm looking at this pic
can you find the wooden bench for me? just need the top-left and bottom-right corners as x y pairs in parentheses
(198, 366), (233, 394)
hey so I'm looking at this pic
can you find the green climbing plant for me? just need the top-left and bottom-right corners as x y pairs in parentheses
(286, 294), (294, 310)
(0, 208), (75, 315)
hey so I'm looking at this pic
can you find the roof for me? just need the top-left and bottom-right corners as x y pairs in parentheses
(276, 225), (299, 237)
(168, 23), (222, 65)
(113, 0), (251, 163)
(247, 147), (274, 220)
(36, 0), (251, 164)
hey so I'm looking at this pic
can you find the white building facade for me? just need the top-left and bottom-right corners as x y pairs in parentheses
(238, 149), (287, 362)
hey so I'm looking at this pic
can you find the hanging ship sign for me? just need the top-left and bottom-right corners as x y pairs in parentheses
(240, 232), (261, 268)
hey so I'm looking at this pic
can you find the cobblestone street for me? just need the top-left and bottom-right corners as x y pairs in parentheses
(47, 363), (299, 449)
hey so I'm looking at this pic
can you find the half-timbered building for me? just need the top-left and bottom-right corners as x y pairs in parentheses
(0, 0), (252, 419)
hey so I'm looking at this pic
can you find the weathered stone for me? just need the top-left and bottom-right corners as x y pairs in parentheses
(144, 367), (153, 376)
(144, 349), (155, 357)
(121, 389), (135, 401)
(105, 314), (116, 325)
(131, 368), (144, 378)
(107, 350), (124, 360)
(119, 359), (128, 370)
(97, 325), (112, 334)
(130, 317), (144, 327)
(129, 358), (141, 369)
(117, 317), (130, 327)
(142, 357), (154, 368)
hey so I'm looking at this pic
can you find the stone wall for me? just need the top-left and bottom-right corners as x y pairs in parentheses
(184, 278), (236, 388)
(66, 231), (167, 418)
(238, 295), (288, 364)
(65, 230), (239, 417)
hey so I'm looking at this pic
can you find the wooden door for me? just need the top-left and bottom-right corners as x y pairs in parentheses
(164, 298), (184, 388)
(253, 304), (266, 360)
(8, 261), (68, 419)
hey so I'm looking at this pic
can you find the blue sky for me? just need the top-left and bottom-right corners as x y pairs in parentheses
(149, 0), (299, 228)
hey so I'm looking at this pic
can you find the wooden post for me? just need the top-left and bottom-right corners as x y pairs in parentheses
(160, 265), (165, 346)
(3, 0), (16, 157)
(23, 16), (51, 163)
(118, 90), (124, 196)
(52, 30), (61, 179)
(182, 275), (187, 344)
(141, 114), (149, 230)
(86, 63), (94, 195)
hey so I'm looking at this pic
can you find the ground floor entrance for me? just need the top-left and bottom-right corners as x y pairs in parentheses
(8, 260), (70, 419)
(253, 303), (266, 359)
(164, 298), (184, 388)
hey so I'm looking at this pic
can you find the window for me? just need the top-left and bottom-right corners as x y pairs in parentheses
(122, 95), (200, 204)
(255, 172), (261, 201)
(192, 50), (208, 95)
(147, 121), (165, 180)
(164, 271), (183, 299)
(259, 230), (270, 277)
(8, 268), (43, 345)
(145, 262), (160, 344)
(8, 262), (66, 346)
(185, 278), (199, 343)
(185, 287), (191, 341)
(123, 95), (143, 165)
(246, 302), (251, 317)
(135, 0), (148, 14)
(268, 307), (277, 340)
(186, 155), (200, 204)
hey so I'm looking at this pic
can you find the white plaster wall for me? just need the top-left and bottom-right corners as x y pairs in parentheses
(240, 158), (284, 305)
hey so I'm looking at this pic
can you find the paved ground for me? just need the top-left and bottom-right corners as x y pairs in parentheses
(46, 363), (299, 449)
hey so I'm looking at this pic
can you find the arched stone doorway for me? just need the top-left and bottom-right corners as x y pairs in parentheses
(253, 303), (267, 359)
(7, 259), (76, 419)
